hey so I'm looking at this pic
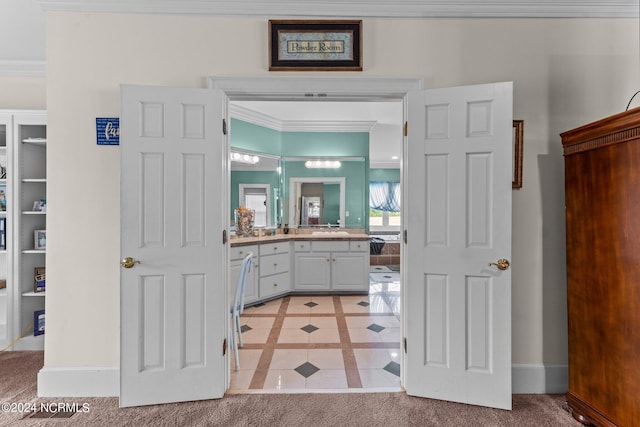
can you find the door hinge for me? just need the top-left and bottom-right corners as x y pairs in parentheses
(404, 337), (407, 353)
(404, 121), (408, 137)
(222, 229), (228, 244)
(403, 229), (407, 244)
(222, 338), (227, 356)
(222, 118), (227, 135)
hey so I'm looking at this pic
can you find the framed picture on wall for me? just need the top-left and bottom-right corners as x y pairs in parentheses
(269, 20), (362, 71)
(513, 120), (524, 189)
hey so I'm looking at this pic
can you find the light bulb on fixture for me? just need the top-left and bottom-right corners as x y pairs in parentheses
(230, 151), (260, 164)
(305, 160), (341, 169)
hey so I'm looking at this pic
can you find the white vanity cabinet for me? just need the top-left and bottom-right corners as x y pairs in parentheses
(258, 242), (291, 299)
(294, 239), (369, 292)
(229, 244), (258, 305)
(332, 241), (369, 290)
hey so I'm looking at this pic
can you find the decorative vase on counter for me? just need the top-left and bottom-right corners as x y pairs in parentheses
(283, 223), (289, 234)
(234, 207), (255, 237)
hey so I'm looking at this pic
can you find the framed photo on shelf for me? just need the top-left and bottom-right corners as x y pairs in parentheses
(32, 200), (45, 212)
(34, 229), (46, 250)
(34, 309), (45, 336)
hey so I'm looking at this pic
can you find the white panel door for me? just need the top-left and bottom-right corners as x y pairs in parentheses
(120, 85), (227, 407)
(404, 82), (513, 409)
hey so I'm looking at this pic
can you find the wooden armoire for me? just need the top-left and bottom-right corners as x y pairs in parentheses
(561, 108), (640, 427)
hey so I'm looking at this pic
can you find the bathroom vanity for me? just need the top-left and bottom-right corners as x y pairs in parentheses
(229, 232), (370, 305)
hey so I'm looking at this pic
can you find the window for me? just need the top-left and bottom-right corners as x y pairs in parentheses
(240, 184), (270, 228)
(369, 181), (400, 230)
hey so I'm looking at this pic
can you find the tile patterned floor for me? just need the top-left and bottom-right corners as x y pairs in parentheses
(230, 276), (402, 392)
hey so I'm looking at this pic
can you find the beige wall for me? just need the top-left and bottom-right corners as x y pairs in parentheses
(44, 13), (639, 368)
(0, 76), (45, 109)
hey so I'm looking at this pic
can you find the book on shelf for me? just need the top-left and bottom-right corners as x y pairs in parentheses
(34, 309), (45, 336)
(0, 217), (5, 250)
(34, 266), (45, 293)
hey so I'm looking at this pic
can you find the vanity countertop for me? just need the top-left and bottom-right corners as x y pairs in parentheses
(230, 232), (370, 247)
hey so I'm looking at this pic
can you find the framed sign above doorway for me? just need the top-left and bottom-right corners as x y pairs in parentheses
(268, 20), (362, 71)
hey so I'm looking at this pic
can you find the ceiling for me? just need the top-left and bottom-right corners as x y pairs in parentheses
(231, 100), (403, 168)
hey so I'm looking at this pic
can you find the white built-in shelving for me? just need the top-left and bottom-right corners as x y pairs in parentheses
(0, 111), (46, 351)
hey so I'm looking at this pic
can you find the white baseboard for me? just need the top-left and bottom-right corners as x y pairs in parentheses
(512, 364), (568, 394)
(36, 364), (567, 397)
(37, 366), (119, 397)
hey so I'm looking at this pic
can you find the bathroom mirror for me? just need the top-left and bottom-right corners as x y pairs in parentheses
(283, 158), (366, 229)
(289, 177), (346, 228)
(230, 149), (283, 228)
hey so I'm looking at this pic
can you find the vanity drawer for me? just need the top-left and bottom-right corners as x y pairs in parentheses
(349, 240), (368, 252)
(312, 240), (349, 252)
(230, 245), (259, 261)
(260, 242), (290, 256)
(294, 240), (311, 252)
(259, 253), (290, 277)
(259, 272), (290, 299)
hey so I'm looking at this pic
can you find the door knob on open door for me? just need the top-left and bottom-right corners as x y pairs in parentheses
(488, 259), (510, 271)
(121, 257), (140, 269)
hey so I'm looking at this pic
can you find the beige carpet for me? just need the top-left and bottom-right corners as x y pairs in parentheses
(0, 351), (581, 426)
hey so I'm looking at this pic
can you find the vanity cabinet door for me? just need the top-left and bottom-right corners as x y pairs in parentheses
(294, 252), (331, 290)
(230, 256), (258, 305)
(332, 253), (369, 291)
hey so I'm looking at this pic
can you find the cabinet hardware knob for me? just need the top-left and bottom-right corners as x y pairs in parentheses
(488, 259), (510, 271)
(333, 258), (336, 262)
(274, 263), (278, 267)
(273, 283), (278, 287)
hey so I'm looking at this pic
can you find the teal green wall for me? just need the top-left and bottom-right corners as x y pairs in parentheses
(230, 118), (281, 156)
(281, 132), (369, 157)
(370, 168), (400, 182)
(324, 183), (340, 225)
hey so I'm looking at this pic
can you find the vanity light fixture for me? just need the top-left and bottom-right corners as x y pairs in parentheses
(230, 152), (260, 164)
(305, 160), (342, 169)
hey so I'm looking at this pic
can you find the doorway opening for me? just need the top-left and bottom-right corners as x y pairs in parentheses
(226, 92), (406, 393)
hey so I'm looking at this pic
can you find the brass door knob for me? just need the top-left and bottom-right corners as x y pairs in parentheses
(121, 257), (140, 269)
(488, 259), (510, 271)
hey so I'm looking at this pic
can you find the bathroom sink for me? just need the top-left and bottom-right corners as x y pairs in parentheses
(311, 231), (350, 236)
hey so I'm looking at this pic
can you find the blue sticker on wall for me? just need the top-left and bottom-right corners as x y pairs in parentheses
(96, 117), (120, 145)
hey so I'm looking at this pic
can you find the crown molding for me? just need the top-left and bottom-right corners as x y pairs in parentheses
(38, 0), (639, 18)
(230, 103), (376, 133)
(0, 60), (46, 78)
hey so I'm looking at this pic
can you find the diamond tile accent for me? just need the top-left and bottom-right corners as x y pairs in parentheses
(295, 362), (320, 378)
(301, 324), (319, 334)
(357, 301), (370, 307)
(304, 301), (318, 308)
(384, 361), (401, 377)
(240, 325), (252, 333)
(367, 323), (385, 333)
